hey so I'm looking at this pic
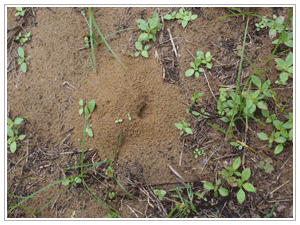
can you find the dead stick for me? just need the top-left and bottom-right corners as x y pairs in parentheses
(167, 28), (178, 58)
(269, 180), (290, 195)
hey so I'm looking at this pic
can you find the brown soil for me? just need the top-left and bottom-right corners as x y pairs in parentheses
(7, 6), (293, 218)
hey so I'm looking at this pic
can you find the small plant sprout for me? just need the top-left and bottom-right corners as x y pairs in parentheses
(230, 141), (244, 150)
(136, 13), (162, 42)
(62, 176), (82, 187)
(15, 7), (27, 17)
(235, 168), (256, 204)
(153, 189), (167, 200)
(275, 52), (293, 85)
(134, 42), (151, 58)
(193, 148), (205, 159)
(175, 118), (193, 135)
(108, 191), (116, 200)
(185, 51), (212, 77)
(17, 47), (30, 73)
(257, 115), (293, 154)
(255, 16), (268, 31)
(186, 92), (204, 113)
(15, 32), (31, 45)
(84, 36), (90, 48)
(128, 114), (131, 121)
(204, 179), (229, 198)
(258, 157), (274, 174)
(79, 99), (96, 137)
(71, 210), (76, 218)
(194, 191), (207, 201)
(272, 31), (293, 47)
(115, 119), (123, 124)
(221, 157), (242, 186)
(7, 117), (26, 153)
(164, 7), (198, 28)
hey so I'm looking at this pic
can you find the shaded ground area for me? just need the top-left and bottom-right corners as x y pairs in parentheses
(7, 6), (293, 218)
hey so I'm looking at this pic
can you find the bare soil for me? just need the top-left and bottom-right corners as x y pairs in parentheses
(7, 6), (293, 218)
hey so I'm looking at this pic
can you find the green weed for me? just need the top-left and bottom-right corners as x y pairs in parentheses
(137, 13), (162, 42)
(7, 117), (26, 153)
(175, 118), (193, 135)
(15, 7), (29, 17)
(193, 148), (205, 159)
(15, 32), (31, 45)
(164, 7), (197, 28)
(134, 42), (151, 58)
(257, 157), (274, 174)
(185, 51), (212, 77)
(153, 189), (167, 200)
(17, 47), (30, 73)
(204, 179), (229, 198)
(275, 52), (293, 85)
(186, 92), (204, 113)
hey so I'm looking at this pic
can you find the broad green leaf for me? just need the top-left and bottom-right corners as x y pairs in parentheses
(195, 71), (199, 78)
(87, 129), (93, 137)
(282, 121), (293, 129)
(7, 126), (14, 137)
(276, 58), (286, 70)
(10, 141), (17, 153)
(141, 50), (148, 58)
(135, 42), (143, 51)
(174, 123), (183, 129)
(257, 132), (269, 140)
(163, 15), (172, 20)
(206, 63), (212, 69)
(138, 33), (148, 42)
(14, 118), (23, 125)
(16, 7), (22, 11)
(185, 128), (193, 134)
(285, 40), (293, 47)
(191, 15), (198, 20)
(237, 188), (245, 204)
(7, 118), (13, 126)
(21, 63), (27, 73)
(274, 136), (286, 143)
(134, 52), (140, 57)
(280, 72), (289, 84)
(79, 99), (84, 106)
(221, 117), (229, 123)
(241, 168), (251, 182)
(62, 179), (70, 186)
(195, 57), (201, 67)
(136, 19), (148, 30)
(18, 47), (25, 58)
(79, 108), (83, 115)
(273, 120), (283, 130)
(204, 182), (214, 190)
(274, 144), (283, 154)
(219, 188), (229, 197)
(144, 45), (151, 51)
(232, 157), (241, 171)
(261, 109), (269, 117)
(289, 128), (293, 140)
(183, 16), (190, 21)
(88, 99), (96, 113)
(196, 51), (204, 59)
(251, 76), (261, 88)
(243, 183), (256, 192)
(205, 52), (212, 62)
(75, 177), (81, 183)
(185, 69), (195, 77)
(257, 101), (268, 110)
(181, 20), (188, 28)
(18, 134), (26, 140)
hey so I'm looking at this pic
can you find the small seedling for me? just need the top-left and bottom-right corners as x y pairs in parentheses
(230, 141), (244, 150)
(275, 52), (293, 85)
(108, 191), (116, 200)
(71, 210), (76, 218)
(186, 92), (204, 113)
(164, 7), (198, 28)
(193, 148), (205, 159)
(7, 117), (26, 153)
(255, 16), (269, 31)
(204, 179), (229, 198)
(17, 47), (30, 73)
(79, 99), (96, 137)
(272, 31), (293, 47)
(62, 176), (82, 187)
(221, 157), (242, 186)
(235, 168), (256, 204)
(258, 157), (274, 174)
(194, 191), (207, 201)
(15, 32), (31, 45)
(191, 109), (210, 121)
(136, 13), (162, 42)
(257, 115), (293, 154)
(84, 36), (90, 48)
(128, 114), (131, 121)
(175, 118), (193, 135)
(134, 42), (151, 58)
(15, 7), (28, 17)
(115, 119), (123, 123)
(153, 189), (167, 200)
(185, 51), (212, 77)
